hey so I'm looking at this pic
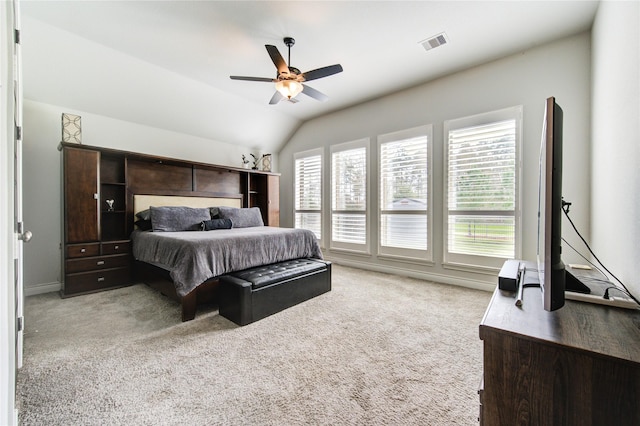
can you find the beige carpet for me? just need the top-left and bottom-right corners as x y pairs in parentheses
(17, 265), (492, 425)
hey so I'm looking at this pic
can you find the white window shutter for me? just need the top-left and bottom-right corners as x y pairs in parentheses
(331, 141), (368, 250)
(446, 117), (518, 261)
(294, 152), (322, 239)
(379, 135), (429, 252)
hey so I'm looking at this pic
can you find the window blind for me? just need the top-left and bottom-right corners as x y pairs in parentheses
(294, 154), (322, 239)
(331, 145), (367, 246)
(332, 147), (366, 211)
(379, 135), (428, 251)
(447, 119), (516, 258)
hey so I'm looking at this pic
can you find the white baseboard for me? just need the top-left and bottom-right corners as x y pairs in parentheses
(22, 264), (496, 296)
(24, 281), (61, 297)
(324, 256), (495, 293)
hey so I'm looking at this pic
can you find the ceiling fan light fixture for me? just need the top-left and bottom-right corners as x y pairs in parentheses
(230, 36), (342, 104)
(275, 80), (303, 99)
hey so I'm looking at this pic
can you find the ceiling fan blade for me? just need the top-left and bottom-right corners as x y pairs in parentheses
(230, 76), (276, 82)
(269, 91), (284, 105)
(301, 64), (343, 82)
(265, 45), (289, 75)
(302, 84), (328, 102)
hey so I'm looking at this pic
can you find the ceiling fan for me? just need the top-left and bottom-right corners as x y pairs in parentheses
(230, 37), (343, 105)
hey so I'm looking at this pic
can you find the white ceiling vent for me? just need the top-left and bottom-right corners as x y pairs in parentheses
(420, 32), (449, 52)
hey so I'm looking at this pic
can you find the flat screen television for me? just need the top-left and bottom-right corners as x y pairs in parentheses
(537, 96), (589, 311)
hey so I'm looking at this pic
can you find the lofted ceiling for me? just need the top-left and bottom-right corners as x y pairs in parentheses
(20, 1), (599, 153)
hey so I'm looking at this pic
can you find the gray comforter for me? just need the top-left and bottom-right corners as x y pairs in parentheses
(132, 227), (323, 297)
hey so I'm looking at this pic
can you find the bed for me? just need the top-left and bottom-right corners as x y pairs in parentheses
(131, 194), (324, 321)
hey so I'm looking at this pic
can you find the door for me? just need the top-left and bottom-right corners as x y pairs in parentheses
(1, 0), (28, 422)
(13, 0), (29, 370)
(64, 148), (100, 243)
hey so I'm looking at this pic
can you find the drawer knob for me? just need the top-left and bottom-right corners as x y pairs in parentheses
(97, 261), (105, 266)
(97, 277), (105, 282)
(114, 246), (119, 250)
(80, 248), (86, 253)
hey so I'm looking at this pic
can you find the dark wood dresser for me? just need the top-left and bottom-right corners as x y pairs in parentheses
(61, 145), (131, 296)
(479, 275), (640, 425)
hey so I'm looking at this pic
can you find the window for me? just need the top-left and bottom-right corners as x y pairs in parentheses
(294, 149), (323, 242)
(331, 139), (369, 252)
(444, 107), (522, 270)
(378, 125), (431, 260)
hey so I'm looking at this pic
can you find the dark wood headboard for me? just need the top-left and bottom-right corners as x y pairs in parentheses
(133, 194), (242, 217)
(59, 142), (280, 238)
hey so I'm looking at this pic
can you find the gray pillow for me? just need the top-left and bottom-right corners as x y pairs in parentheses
(150, 206), (211, 232)
(135, 209), (151, 221)
(135, 219), (152, 231)
(217, 206), (264, 228)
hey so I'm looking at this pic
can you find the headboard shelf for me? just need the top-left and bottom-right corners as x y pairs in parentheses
(59, 142), (280, 238)
(60, 142), (279, 176)
(126, 188), (243, 199)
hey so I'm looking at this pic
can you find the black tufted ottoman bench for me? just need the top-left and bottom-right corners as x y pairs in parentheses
(218, 258), (331, 326)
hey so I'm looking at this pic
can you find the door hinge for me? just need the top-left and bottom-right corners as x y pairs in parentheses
(14, 29), (20, 45)
(17, 317), (23, 333)
(16, 126), (22, 141)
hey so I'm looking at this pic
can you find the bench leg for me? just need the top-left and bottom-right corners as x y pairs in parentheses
(181, 291), (197, 322)
(219, 277), (253, 326)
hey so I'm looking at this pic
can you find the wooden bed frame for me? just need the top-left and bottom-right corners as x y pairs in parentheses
(132, 194), (242, 321)
(58, 143), (280, 319)
(134, 260), (219, 322)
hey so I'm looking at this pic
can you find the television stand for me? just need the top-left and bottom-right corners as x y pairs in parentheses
(479, 280), (640, 425)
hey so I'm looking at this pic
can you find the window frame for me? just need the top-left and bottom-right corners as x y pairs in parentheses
(443, 106), (523, 271)
(330, 138), (370, 254)
(293, 148), (323, 246)
(377, 125), (433, 262)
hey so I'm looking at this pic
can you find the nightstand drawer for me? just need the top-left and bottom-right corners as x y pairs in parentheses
(64, 267), (131, 295)
(67, 243), (100, 258)
(65, 254), (130, 274)
(102, 240), (130, 255)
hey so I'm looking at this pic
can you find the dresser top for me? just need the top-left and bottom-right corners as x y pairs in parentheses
(480, 272), (640, 365)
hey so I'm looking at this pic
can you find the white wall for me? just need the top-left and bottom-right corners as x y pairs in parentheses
(591, 1), (640, 300)
(22, 99), (274, 294)
(279, 33), (592, 289)
(21, 14), (297, 156)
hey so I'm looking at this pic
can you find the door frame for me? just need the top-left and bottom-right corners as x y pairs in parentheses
(1, 0), (21, 424)
(13, 0), (24, 371)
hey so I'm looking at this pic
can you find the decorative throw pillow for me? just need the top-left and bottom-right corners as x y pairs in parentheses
(150, 206), (211, 232)
(134, 219), (152, 231)
(217, 206), (264, 228)
(135, 209), (151, 221)
(200, 218), (233, 231)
